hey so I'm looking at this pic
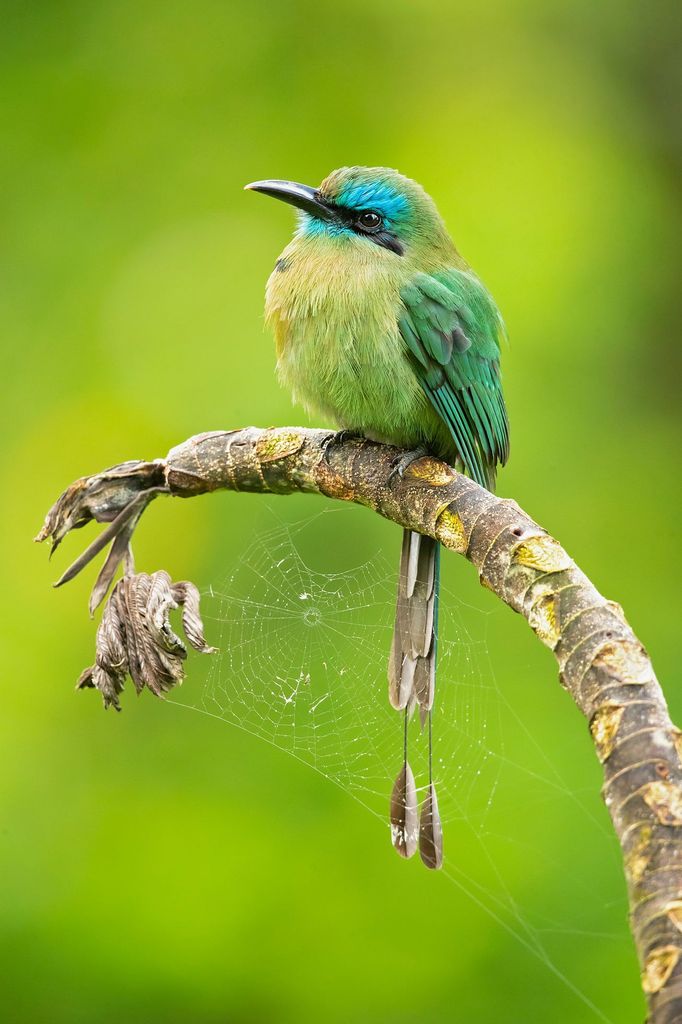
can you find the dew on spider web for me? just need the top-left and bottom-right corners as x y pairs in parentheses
(194, 510), (503, 829)
(169, 507), (627, 1024)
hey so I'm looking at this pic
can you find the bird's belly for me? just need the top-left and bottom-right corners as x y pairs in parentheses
(265, 237), (452, 455)
(277, 315), (445, 452)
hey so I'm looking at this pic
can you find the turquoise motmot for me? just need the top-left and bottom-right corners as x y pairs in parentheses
(246, 167), (509, 869)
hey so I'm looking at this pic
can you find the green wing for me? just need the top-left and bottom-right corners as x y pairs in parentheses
(399, 269), (509, 489)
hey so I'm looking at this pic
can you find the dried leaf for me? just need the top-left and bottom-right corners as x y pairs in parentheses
(172, 581), (214, 653)
(390, 762), (418, 858)
(77, 570), (215, 710)
(88, 520), (138, 615)
(419, 782), (443, 870)
(36, 461), (166, 553)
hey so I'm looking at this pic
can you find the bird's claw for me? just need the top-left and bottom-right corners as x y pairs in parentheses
(387, 446), (430, 485)
(321, 429), (363, 466)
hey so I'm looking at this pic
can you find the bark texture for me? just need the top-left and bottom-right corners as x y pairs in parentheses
(38, 427), (682, 1023)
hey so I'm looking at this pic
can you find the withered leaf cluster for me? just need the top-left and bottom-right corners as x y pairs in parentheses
(77, 571), (215, 711)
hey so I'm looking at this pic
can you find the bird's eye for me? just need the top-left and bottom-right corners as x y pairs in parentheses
(357, 211), (382, 230)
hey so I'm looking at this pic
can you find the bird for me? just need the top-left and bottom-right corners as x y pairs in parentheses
(246, 167), (509, 869)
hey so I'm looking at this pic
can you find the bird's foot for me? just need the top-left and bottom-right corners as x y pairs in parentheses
(388, 445), (430, 485)
(321, 429), (364, 465)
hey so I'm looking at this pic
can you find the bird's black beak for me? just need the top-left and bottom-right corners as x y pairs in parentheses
(244, 179), (336, 222)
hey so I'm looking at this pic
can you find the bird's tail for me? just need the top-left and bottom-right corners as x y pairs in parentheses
(388, 529), (443, 868)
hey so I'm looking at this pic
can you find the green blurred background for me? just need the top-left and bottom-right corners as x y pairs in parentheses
(2, 1), (681, 1021)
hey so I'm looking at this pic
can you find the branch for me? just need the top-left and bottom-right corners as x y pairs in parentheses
(37, 427), (682, 1022)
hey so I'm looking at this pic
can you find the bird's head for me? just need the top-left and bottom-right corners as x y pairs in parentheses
(245, 166), (452, 259)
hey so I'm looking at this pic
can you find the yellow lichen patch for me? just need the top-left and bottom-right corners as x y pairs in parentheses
(403, 456), (456, 486)
(672, 728), (682, 764)
(667, 902), (682, 934)
(641, 945), (680, 994)
(256, 430), (304, 464)
(642, 780), (682, 826)
(605, 600), (627, 625)
(627, 825), (652, 886)
(594, 640), (653, 686)
(435, 508), (467, 553)
(590, 704), (625, 762)
(528, 592), (561, 648)
(512, 535), (572, 573)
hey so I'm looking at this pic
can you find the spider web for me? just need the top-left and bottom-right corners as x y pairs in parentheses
(170, 505), (630, 1022)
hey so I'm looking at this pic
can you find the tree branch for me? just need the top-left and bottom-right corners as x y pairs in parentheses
(37, 426), (682, 1022)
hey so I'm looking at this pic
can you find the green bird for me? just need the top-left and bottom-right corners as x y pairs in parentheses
(246, 167), (509, 869)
